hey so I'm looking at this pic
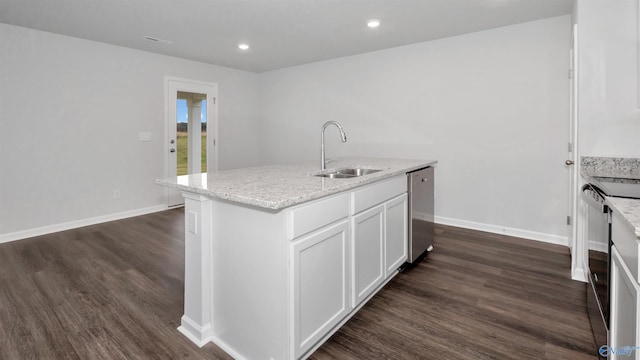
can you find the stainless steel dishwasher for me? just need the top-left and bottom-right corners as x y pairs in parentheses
(407, 166), (435, 264)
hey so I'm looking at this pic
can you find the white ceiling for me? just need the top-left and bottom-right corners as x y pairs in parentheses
(0, 0), (574, 73)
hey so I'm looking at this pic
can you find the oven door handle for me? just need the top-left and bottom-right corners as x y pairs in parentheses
(582, 184), (608, 213)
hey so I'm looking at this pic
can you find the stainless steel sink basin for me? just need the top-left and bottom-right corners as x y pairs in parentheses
(316, 173), (356, 178)
(314, 167), (383, 178)
(335, 168), (382, 176)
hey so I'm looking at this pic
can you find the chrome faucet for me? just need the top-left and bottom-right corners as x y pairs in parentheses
(321, 121), (347, 170)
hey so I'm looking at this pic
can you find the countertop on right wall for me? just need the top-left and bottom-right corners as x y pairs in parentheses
(606, 197), (640, 238)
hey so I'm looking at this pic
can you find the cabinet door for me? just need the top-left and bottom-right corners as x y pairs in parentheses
(609, 245), (640, 360)
(385, 193), (408, 277)
(351, 204), (385, 307)
(291, 220), (350, 359)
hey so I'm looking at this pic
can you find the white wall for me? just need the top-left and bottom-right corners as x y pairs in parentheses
(0, 23), (260, 237)
(257, 16), (572, 242)
(577, 0), (640, 156)
(1, 16), (574, 243)
(571, 0), (640, 281)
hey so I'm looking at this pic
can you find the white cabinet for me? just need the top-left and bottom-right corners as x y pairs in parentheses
(350, 177), (408, 308)
(177, 172), (418, 360)
(385, 194), (408, 277)
(609, 245), (640, 360)
(290, 220), (350, 359)
(179, 167), (424, 360)
(351, 204), (385, 307)
(289, 193), (350, 239)
(609, 209), (640, 360)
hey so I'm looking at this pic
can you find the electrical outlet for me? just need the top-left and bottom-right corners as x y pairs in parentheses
(113, 189), (121, 200)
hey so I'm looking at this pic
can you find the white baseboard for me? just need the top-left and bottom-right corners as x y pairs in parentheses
(588, 240), (608, 253)
(434, 215), (569, 247)
(178, 316), (248, 359)
(0, 205), (168, 244)
(572, 267), (588, 283)
(209, 334), (248, 360)
(178, 315), (212, 348)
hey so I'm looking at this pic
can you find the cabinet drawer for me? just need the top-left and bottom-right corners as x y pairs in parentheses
(351, 175), (407, 215)
(288, 193), (350, 239)
(612, 212), (640, 283)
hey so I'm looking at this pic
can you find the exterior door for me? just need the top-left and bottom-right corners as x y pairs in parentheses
(165, 77), (218, 207)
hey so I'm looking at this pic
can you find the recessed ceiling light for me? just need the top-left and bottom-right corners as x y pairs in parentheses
(367, 19), (381, 28)
(238, 43), (250, 50)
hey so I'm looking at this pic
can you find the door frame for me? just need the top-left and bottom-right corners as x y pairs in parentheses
(568, 24), (586, 282)
(164, 76), (218, 207)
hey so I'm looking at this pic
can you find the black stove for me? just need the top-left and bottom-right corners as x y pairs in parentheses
(590, 176), (640, 199)
(584, 176), (640, 358)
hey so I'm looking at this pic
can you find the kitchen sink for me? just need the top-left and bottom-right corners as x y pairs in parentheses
(335, 168), (382, 176)
(314, 167), (383, 178)
(316, 173), (356, 178)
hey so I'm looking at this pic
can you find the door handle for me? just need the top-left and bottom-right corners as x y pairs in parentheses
(421, 178), (428, 182)
(170, 148), (176, 153)
(565, 160), (574, 166)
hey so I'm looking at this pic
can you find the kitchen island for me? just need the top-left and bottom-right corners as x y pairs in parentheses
(155, 157), (437, 360)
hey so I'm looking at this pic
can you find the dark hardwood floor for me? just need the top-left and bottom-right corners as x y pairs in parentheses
(0, 209), (596, 359)
(313, 226), (597, 360)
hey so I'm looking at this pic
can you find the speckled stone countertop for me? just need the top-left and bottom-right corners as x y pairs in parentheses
(581, 156), (640, 179)
(606, 197), (640, 238)
(155, 157), (437, 210)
